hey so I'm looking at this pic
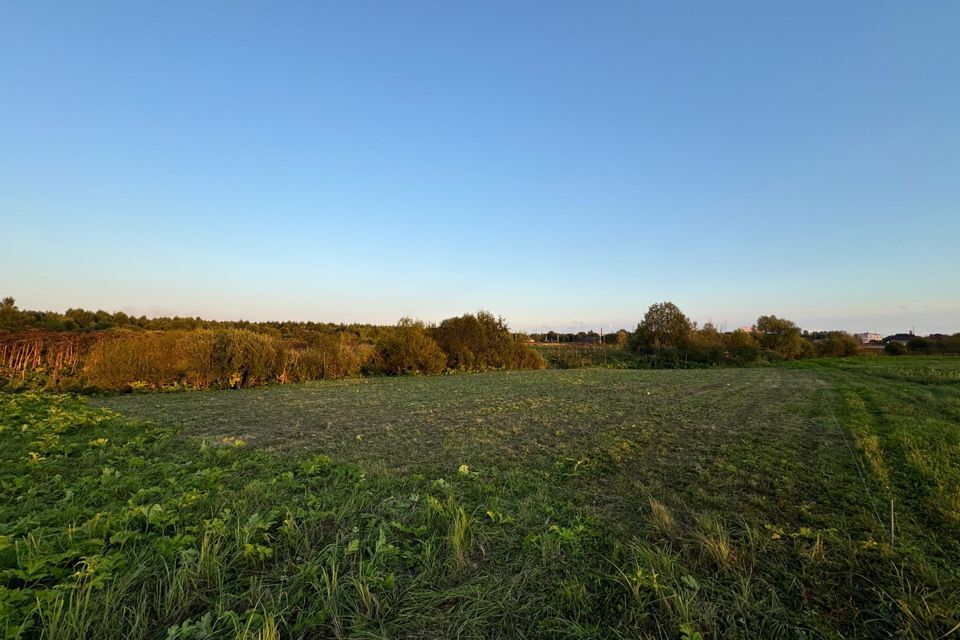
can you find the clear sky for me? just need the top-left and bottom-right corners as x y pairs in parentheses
(2, 1), (958, 335)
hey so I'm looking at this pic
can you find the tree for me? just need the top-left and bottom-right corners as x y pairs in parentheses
(0, 297), (24, 330)
(816, 331), (860, 357)
(632, 302), (691, 353)
(687, 322), (725, 364)
(431, 310), (542, 370)
(755, 315), (808, 359)
(724, 329), (761, 364)
(614, 329), (630, 348)
(431, 311), (511, 369)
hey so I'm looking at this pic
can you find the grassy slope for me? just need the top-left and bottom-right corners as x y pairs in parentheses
(1, 360), (958, 639)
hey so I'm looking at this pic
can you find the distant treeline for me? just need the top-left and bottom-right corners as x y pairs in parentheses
(884, 334), (960, 356)
(0, 298), (545, 391)
(0, 296), (391, 338)
(530, 330), (631, 345)
(535, 302), (958, 368)
(536, 302), (868, 369)
(2, 297), (956, 391)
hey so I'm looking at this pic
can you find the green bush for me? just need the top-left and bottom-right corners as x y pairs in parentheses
(546, 347), (592, 369)
(907, 334), (960, 354)
(885, 341), (908, 356)
(432, 311), (544, 370)
(180, 330), (219, 387)
(183, 329), (282, 388)
(376, 319), (447, 375)
(85, 331), (184, 390)
(631, 302), (691, 354)
(286, 334), (372, 381)
(816, 332), (861, 357)
(755, 315), (810, 360)
(513, 339), (547, 370)
(723, 330), (761, 365)
(228, 329), (282, 387)
(85, 329), (284, 390)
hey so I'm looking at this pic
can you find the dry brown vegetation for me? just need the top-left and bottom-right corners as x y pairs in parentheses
(0, 310), (545, 392)
(0, 331), (104, 384)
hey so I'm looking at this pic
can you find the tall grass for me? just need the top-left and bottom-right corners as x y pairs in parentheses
(4, 360), (960, 638)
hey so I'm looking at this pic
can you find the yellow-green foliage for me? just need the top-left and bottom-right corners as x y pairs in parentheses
(431, 311), (545, 371)
(285, 334), (373, 381)
(514, 342), (547, 370)
(7, 313), (545, 391)
(815, 331), (861, 357)
(84, 331), (185, 390)
(85, 329), (284, 390)
(375, 318), (447, 375)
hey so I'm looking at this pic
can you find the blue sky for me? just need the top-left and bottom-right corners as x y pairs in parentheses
(2, 1), (958, 334)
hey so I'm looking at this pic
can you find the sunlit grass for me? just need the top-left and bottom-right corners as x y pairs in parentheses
(2, 358), (959, 637)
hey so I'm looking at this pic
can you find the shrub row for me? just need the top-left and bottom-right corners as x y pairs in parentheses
(4, 313), (546, 391)
(377, 314), (546, 375)
(431, 311), (541, 370)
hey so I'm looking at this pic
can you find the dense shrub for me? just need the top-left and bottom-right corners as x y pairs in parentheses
(686, 324), (725, 364)
(907, 334), (960, 354)
(546, 347), (592, 369)
(432, 311), (544, 370)
(723, 329), (761, 364)
(85, 329), (284, 390)
(286, 334), (373, 381)
(799, 338), (817, 359)
(816, 332), (861, 357)
(885, 341), (908, 356)
(85, 331), (185, 390)
(513, 340), (547, 370)
(628, 304), (771, 368)
(222, 330), (283, 387)
(539, 345), (641, 369)
(376, 319), (447, 375)
(646, 345), (684, 368)
(629, 305), (794, 368)
(180, 329), (283, 388)
(286, 348), (325, 380)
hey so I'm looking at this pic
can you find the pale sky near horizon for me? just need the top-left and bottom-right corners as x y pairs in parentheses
(2, 1), (958, 335)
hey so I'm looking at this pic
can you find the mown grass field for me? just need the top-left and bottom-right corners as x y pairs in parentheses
(2, 358), (958, 638)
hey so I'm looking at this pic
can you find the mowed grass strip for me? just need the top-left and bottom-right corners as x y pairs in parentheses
(790, 357), (960, 580)
(96, 368), (861, 532)
(93, 368), (821, 470)
(3, 361), (957, 638)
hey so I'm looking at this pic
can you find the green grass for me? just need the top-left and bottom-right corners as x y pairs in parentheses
(2, 359), (958, 638)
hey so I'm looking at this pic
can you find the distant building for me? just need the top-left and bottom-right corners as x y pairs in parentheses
(736, 325), (755, 333)
(854, 332), (882, 344)
(883, 332), (914, 345)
